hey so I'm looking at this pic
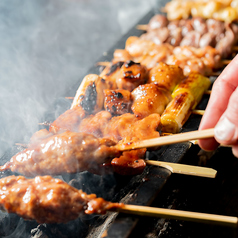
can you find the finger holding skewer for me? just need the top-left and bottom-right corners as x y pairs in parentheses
(198, 54), (238, 157)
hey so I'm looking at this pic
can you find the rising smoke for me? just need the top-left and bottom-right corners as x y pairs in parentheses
(0, 0), (157, 156)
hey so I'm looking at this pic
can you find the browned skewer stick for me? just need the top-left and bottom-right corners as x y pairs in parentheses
(233, 46), (238, 51)
(117, 205), (238, 227)
(192, 110), (205, 116)
(136, 24), (148, 31)
(223, 59), (232, 65)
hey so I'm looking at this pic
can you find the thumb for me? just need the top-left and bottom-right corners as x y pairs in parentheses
(214, 87), (238, 145)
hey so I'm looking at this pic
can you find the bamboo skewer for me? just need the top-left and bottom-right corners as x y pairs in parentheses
(222, 59), (232, 65)
(136, 24), (147, 31)
(192, 109), (205, 116)
(145, 160), (216, 178)
(204, 90), (211, 95)
(117, 128), (215, 151)
(116, 205), (238, 227)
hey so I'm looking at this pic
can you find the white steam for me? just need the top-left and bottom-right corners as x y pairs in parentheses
(0, 0), (159, 156)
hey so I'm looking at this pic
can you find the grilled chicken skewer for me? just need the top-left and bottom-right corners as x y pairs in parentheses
(136, 15), (238, 59)
(50, 61), (150, 134)
(1, 175), (235, 226)
(0, 175), (123, 224)
(1, 129), (216, 177)
(162, 0), (238, 23)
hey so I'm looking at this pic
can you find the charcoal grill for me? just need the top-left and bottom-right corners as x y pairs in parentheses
(0, 3), (238, 238)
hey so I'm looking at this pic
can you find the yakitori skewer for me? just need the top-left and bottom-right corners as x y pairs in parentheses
(97, 59), (231, 67)
(1, 175), (236, 226)
(12, 140), (217, 178)
(162, 0), (238, 23)
(95, 61), (225, 78)
(8, 129), (215, 177)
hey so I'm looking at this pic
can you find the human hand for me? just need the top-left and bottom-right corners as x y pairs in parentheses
(198, 54), (238, 157)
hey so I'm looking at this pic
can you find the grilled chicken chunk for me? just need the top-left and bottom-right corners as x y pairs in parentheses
(148, 62), (184, 92)
(116, 61), (148, 92)
(104, 89), (132, 116)
(131, 83), (172, 118)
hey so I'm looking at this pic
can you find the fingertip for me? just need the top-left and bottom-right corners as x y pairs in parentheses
(198, 138), (219, 151)
(232, 145), (238, 159)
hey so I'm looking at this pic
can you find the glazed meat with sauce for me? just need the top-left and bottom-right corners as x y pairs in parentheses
(131, 83), (172, 118)
(0, 131), (119, 177)
(116, 61), (148, 91)
(0, 175), (123, 224)
(124, 36), (174, 69)
(166, 45), (221, 75)
(49, 106), (86, 133)
(148, 62), (184, 92)
(100, 61), (124, 90)
(104, 89), (132, 115)
(163, 0), (238, 23)
(112, 49), (133, 63)
(103, 113), (161, 143)
(78, 110), (112, 138)
(114, 36), (222, 75)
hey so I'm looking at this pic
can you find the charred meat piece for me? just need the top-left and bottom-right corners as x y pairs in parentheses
(116, 61), (148, 92)
(131, 83), (172, 118)
(148, 62), (184, 92)
(104, 89), (132, 116)
(1, 131), (119, 177)
(100, 61), (124, 89)
(71, 74), (109, 112)
(0, 175), (123, 224)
